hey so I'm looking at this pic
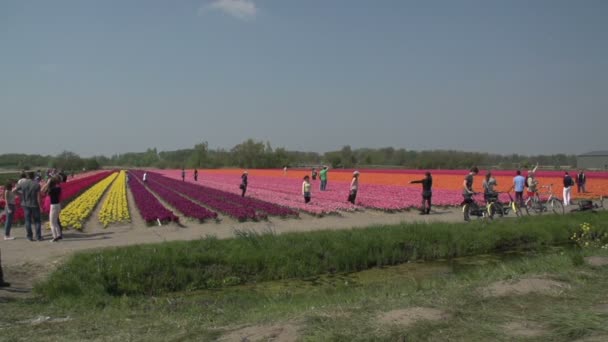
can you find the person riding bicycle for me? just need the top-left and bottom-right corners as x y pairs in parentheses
(462, 166), (479, 205)
(482, 172), (498, 204)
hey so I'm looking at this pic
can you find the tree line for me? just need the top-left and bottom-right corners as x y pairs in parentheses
(0, 139), (577, 171)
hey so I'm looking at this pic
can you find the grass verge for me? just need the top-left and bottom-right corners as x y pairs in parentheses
(36, 211), (608, 299)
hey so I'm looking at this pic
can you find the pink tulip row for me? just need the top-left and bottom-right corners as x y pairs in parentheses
(157, 170), (518, 213)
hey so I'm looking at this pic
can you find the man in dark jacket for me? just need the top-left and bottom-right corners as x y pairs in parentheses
(563, 171), (575, 206)
(576, 170), (587, 193)
(410, 172), (433, 215)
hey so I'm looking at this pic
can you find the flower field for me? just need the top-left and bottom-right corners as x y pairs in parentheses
(129, 171), (218, 222)
(98, 171), (130, 227)
(60, 172), (118, 230)
(128, 173), (178, 224)
(4, 167), (607, 230)
(158, 168), (608, 215)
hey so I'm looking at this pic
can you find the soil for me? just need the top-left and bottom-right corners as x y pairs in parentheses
(584, 256), (608, 267)
(218, 322), (300, 342)
(481, 277), (570, 298)
(377, 307), (448, 327)
(501, 321), (548, 337)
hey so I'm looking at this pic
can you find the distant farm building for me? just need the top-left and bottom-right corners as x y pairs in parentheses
(577, 151), (608, 170)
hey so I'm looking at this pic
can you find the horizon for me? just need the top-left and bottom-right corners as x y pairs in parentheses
(2, 0), (607, 156)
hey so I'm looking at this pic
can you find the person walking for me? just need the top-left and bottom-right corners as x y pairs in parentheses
(181, 168), (186, 182)
(194, 169), (199, 182)
(319, 166), (328, 191)
(240, 171), (248, 197)
(3, 180), (16, 240)
(410, 172), (433, 214)
(142, 172), (148, 183)
(347, 171), (360, 204)
(462, 166), (479, 206)
(511, 170), (526, 207)
(42, 176), (62, 242)
(576, 170), (586, 193)
(302, 175), (312, 204)
(482, 172), (498, 205)
(563, 171), (574, 206)
(13, 171), (43, 241)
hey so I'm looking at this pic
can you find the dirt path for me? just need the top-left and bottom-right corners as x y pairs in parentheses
(1, 208), (466, 268)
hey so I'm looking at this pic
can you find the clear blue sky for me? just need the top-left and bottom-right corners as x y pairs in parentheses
(2, 0), (607, 157)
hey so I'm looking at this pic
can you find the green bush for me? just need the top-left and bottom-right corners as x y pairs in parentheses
(37, 212), (608, 299)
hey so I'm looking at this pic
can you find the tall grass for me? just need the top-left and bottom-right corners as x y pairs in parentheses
(37, 212), (608, 299)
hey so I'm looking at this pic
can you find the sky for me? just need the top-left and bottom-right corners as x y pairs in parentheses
(1, 0), (607, 157)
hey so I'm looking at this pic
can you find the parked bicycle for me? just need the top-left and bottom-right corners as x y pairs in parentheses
(524, 184), (564, 215)
(462, 193), (501, 221)
(570, 196), (605, 213)
(486, 192), (525, 218)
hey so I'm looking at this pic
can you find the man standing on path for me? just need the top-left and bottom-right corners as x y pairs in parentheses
(462, 166), (479, 206)
(563, 171), (575, 206)
(319, 166), (328, 191)
(410, 172), (433, 215)
(13, 171), (42, 241)
(576, 170), (586, 193)
(511, 170), (526, 207)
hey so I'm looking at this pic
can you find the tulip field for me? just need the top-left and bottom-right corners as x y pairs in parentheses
(1, 168), (608, 230)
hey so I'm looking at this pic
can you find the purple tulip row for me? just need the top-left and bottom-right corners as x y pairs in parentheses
(147, 171), (297, 221)
(131, 171), (218, 222)
(127, 174), (179, 224)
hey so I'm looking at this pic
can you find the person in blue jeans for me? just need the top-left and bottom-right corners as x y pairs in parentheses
(3, 180), (16, 240)
(13, 172), (42, 241)
(511, 170), (526, 207)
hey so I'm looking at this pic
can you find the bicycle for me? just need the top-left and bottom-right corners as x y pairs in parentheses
(462, 193), (490, 222)
(486, 192), (525, 218)
(570, 196), (605, 213)
(525, 184), (564, 215)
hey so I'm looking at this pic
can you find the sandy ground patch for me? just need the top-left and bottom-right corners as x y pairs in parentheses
(481, 277), (570, 298)
(218, 322), (300, 342)
(584, 256), (608, 267)
(377, 307), (448, 327)
(501, 321), (548, 337)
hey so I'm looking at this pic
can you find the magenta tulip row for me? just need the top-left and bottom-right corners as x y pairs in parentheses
(130, 171), (218, 222)
(127, 174), (179, 224)
(146, 171), (297, 221)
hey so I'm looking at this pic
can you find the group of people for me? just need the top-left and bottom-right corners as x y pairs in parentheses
(459, 166), (589, 210)
(300, 167), (358, 204)
(3, 171), (64, 242)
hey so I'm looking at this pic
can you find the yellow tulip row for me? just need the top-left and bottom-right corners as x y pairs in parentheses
(98, 170), (130, 227)
(60, 172), (119, 230)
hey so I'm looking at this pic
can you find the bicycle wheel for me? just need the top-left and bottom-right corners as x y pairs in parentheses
(488, 202), (504, 218)
(526, 198), (542, 215)
(549, 198), (564, 215)
(511, 201), (523, 217)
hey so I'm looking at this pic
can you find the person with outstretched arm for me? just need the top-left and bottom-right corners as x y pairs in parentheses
(410, 172), (433, 215)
